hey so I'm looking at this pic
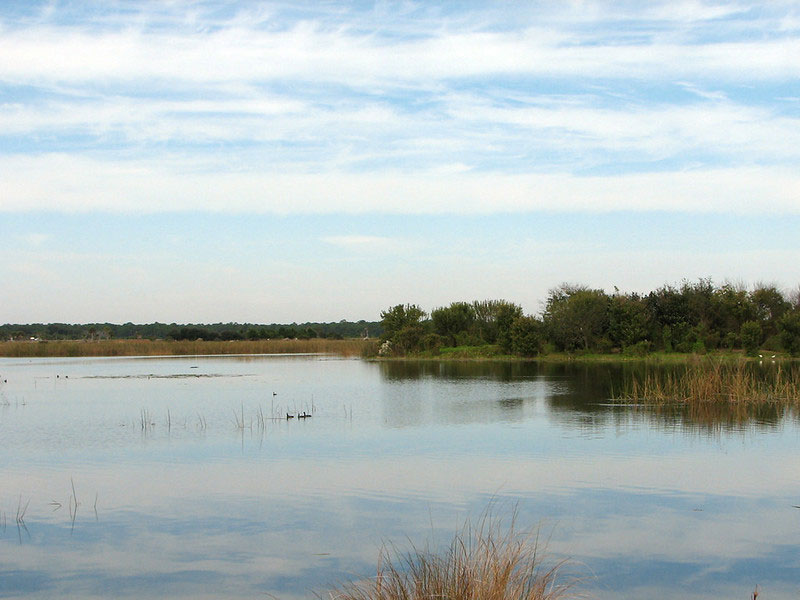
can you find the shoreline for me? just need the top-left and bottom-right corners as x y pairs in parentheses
(1, 339), (792, 363)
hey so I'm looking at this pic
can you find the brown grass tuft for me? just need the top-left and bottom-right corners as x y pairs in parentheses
(326, 514), (577, 600)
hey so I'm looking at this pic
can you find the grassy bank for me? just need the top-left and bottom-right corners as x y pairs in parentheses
(0, 338), (377, 358)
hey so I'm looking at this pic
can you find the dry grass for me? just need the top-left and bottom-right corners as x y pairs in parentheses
(327, 514), (576, 600)
(618, 359), (800, 405)
(0, 338), (377, 358)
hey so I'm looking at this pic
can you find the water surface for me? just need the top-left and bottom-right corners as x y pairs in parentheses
(1, 356), (798, 599)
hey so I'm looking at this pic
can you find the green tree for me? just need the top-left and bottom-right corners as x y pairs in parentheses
(608, 293), (648, 350)
(714, 283), (756, 335)
(740, 320), (762, 356)
(496, 302), (524, 352)
(380, 304), (427, 354)
(751, 284), (790, 338)
(472, 300), (523, 344)
(544, 284), (610, 352)
(778, 311), (800, 356)
(431, 302), (476, 345)
(509, 316), (544, 357)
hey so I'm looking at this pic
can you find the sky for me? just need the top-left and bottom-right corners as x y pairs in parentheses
(1, 0), (799, 324)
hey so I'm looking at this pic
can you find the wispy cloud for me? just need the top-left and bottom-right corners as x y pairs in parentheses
(2, 154), (797, 214)
(0, 1), (798, 215)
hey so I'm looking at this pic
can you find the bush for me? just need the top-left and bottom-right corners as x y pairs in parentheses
(421, 333), (446, 353)
(624, 340), (652, 357)
(762, 334), (782, 352)
(724, 331), (737, 350)
(510, 316), (544, 357)
(740, 320), (762, 356)
(778, 311), (800, 356)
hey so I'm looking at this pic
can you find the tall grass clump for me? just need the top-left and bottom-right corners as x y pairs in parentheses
(327, 514), (576, 600)
(619, 358), (800, 405)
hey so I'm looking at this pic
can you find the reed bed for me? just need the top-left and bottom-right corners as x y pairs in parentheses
(618, 359), (800, 405)
(327, 515), (575, 600)
(0, 338), (376, 358)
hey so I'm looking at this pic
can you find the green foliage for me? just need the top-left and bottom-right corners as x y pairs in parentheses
(740, 320), (762, 356)
(509, 316), (543, 357)
(0, 319), (381, 342)
(724, 331), (737, 350)
(472, 300), (523, 345)
(380, 304), (426, 339)
(608, 293), (648, 349)
(379, 304), (428, 355)
(623, 340), (652, 357)
(543, 284), (609, 352)
(431, 302), (476, 345)
(421, 333), (446, 353)
(713, 283), (757, 334)
(778, 311), (800, 356)
(662, 325), (673, 352)
(751, 283), (791, 337)
(392, 324), (427, 355)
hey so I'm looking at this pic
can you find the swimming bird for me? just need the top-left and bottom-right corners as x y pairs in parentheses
(286, 413), (295, 419)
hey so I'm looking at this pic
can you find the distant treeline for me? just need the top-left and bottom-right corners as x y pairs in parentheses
(0, 320), (382, 342)
(379, 280), (800, 357)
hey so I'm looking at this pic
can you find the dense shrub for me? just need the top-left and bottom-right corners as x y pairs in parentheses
(510, 316), (544, 357)
(740, 320), (763, 356)
(778, 311), (800, 356)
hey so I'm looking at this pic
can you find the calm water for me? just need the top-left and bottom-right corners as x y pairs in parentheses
(1, 355), (798, 599)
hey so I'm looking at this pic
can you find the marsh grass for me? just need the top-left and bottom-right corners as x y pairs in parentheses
(327, 514), (576, 600)
(618, 359), (800, 405)
(0, 338), (376, 358)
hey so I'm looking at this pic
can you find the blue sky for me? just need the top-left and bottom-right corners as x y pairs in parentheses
(1, 1), (798, 323)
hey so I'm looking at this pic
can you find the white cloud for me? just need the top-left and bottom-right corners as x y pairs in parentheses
(0, 1), (798, 215)
(0, 8), (798, 90)
(1, 154), (798, 215)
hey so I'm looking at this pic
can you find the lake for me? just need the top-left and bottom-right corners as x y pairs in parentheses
(0, 355), (798, 599)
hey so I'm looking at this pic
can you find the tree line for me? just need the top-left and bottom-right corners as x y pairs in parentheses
(379, 280), (800, 357)
(0, 320), (382, 342)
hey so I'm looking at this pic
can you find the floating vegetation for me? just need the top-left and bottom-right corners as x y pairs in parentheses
(328, 513), (576, 600)
(617, 359), (800, 405)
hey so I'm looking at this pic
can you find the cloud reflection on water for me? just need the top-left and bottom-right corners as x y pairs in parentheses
(1, 356), (799, 599)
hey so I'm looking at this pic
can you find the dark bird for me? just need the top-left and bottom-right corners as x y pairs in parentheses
(286, 413), (295, 419)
